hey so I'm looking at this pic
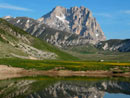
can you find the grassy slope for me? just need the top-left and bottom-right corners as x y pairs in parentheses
(0, 18), (78, 60)
(0, 27), (28, 57)
(31, 38), (78, 60)
(64, 45), (98, 54)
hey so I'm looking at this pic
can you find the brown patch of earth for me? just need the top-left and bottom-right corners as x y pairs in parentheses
(0, 65), (130, 80)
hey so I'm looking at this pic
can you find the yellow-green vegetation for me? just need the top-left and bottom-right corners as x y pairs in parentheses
(0, 58), (130, 71)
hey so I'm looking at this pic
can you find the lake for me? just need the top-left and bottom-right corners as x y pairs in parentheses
(0, 76), (130, 98)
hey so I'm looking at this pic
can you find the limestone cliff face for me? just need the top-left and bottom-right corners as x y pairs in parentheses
(38, 6), (106, 42)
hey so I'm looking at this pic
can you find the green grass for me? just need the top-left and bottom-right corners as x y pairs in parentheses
(0, 58), (130, 71)
(65, 45), (98, 54)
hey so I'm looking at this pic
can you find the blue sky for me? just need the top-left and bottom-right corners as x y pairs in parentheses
(0, 0), (130, 39)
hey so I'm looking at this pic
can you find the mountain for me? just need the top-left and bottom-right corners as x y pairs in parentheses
(4, 6), (106, 47)
(97, 39), (130, 52)
(3, 6), (130, 53)
(38, 6), (106, 41)
(0, 18), (78, 60)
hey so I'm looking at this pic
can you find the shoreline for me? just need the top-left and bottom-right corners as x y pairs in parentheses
(0, 65), (130, 80)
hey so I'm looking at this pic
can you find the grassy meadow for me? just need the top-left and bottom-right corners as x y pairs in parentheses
(0, 58), (130, 72)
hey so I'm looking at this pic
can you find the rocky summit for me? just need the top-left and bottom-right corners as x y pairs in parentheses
(5, 6), (106, 47)
(38, 6), (106, 42)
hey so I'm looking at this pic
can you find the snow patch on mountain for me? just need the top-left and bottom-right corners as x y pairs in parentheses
(56, 15), (65, 22)
(17, 20), (20, 23)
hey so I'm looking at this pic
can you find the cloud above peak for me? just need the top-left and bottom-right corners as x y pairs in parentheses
(0, 3), (33, 11)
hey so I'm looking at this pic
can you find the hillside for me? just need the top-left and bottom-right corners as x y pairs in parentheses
(0, 18), (78, 60)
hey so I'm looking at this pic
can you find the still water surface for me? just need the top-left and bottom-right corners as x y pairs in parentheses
(104, 93), (130, 98)
(0, 76), (130, 98)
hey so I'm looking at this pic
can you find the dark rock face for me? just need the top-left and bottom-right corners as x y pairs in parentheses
(97, 39), (130, 52)
(4, 6), (106, 47)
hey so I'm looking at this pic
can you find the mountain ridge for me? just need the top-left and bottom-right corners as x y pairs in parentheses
(97, 39), (130, 52)
(4, 6), (106, 47)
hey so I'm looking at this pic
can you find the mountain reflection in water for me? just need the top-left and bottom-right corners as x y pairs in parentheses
(0, 77), (130, 98)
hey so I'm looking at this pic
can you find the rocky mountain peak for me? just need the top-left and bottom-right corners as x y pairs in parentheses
(38, 6), (106, 42)
(70, 6), (89, 13)
(80, 6), (85, 9)
(54, 6), (66, 11)
(5, 6), (106, 47)
(50, 6), (67, 17)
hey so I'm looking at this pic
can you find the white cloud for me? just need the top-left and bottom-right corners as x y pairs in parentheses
(121, 10), (130, 14)
(0, 3), (33, 11)
(93, 13), (112, 18)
